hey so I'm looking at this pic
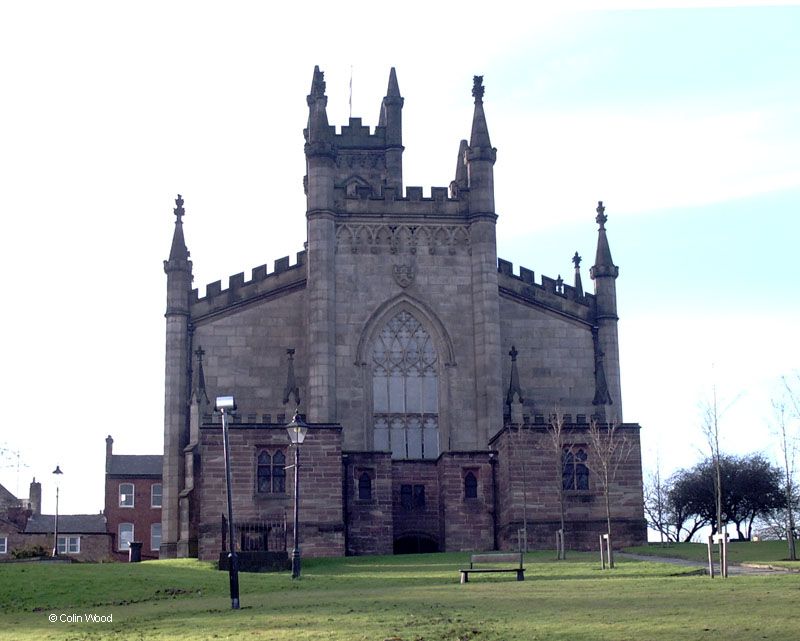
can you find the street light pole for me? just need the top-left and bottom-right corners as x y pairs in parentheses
(216, 396), (240, 610)
(52, 465), (63, 556)
(286, 410), (307, 580)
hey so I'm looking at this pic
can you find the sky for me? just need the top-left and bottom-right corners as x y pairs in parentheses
(0, 1), (798, 522)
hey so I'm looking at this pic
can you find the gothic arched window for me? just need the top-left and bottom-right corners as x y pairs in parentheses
(257, 451), (271, 493)
(358, 472), (372, 501)
(272, 451), (286, 493)
(464, 471), (478, 499)
(372, 311), (439, 459)
(257, 449), (286, 494)
(562, 446), (590, 491)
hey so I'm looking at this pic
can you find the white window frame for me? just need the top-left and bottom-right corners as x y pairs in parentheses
(57, 536), (80, 554)
(151, 483), (162, 508)
(118, 523), (134, 551)
(150, 523), (162, 551)
(0, 536), (7, 554)
(119, 483), (134, 508)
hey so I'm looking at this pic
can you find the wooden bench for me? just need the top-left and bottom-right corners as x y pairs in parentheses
(459, 552), (525, 583)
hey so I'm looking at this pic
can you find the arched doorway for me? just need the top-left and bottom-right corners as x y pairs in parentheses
(393, 534), (439, 554)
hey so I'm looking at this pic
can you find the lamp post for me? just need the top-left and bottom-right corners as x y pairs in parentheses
(215, 395), (240, 610)
(52, 465), (63, 556)
(286, 410), (307, 579)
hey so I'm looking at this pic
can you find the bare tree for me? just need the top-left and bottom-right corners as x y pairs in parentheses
(587, 417), (633, 568)
(701, 387), (724, 535)
(775, 373), (799, 560)
(547, 410), (568, 559)
(644, 453), (671, 545)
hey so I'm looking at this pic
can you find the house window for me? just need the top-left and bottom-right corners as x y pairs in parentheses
(0, 537), (7, 554)
(151, 523), (162, 551)
(400, 483), (425, 510)
(256, 449), (286, 494)
(372, 311), (439, 460)
(57, 536), (80, 554)
(151, 484), (162, 508)
(562, 446), (589, 491)
(119, 483), (134, 507)
(464, 471), (478, 499)
(358, 471), (372, 501)
(119, 523), (134, 551)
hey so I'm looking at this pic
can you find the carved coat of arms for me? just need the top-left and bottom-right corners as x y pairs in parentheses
(392, 264), (415, 288)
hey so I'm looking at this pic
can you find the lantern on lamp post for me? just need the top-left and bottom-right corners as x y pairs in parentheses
(286, 410), (307, 579)
(52, 465), (63, 556)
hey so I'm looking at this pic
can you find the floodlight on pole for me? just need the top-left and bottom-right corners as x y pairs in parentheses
(215, 395), (240, 609)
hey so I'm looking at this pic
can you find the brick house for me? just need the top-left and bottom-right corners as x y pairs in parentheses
(104, 436), (163, 560)
(160, 68), (646, 560)
(1, 479), (113, 562)
(0, 483), (29, 559)
(23, 513), (111, 562)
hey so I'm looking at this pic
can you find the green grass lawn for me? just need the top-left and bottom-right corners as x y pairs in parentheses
(624, 540), (800, 569)
(1, 552), (798, 641)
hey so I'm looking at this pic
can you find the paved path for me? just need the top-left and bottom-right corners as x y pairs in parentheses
(616, 552), (795, 576)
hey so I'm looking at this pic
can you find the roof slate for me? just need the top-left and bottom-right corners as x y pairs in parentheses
(108, 455), (162, 477)
(0, 482), (19, 506)
(24, 514), (108, 534)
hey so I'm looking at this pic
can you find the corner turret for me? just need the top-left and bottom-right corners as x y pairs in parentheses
(378, 67), (404, 191)
(162, 194), (193, 558)
(467, 76), (497, 215)
(466, 75), (503, 445)
(589, 201), (622, 419)
(305, 66), (337, 423)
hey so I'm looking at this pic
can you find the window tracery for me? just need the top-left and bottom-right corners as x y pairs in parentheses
(372, 311), (439, 459)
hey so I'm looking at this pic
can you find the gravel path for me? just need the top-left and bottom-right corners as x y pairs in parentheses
(616, 552), (795, 575)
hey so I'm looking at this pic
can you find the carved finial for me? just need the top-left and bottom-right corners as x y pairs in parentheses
(472, 75), (485, 102)
(283, 348), (300, 406)
(592, 328), (613, 407)
(174, 194), (185, 221)
(192, 345), (210, 407)
(573, 252), (584, 297)
(506, 344), (524, 409)
(556, 274), (564, 293)
(595, 200), (607, 230)
(311, 65), (326, 98)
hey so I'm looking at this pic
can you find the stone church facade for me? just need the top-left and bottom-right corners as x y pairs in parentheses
(160, 67), (645, 560)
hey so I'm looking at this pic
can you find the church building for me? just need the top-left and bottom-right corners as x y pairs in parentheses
(160, 67), (646, 560)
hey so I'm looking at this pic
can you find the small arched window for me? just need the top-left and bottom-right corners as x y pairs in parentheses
(272, 451), (286, 494)
(256, 449), (286, 494)
(257, 451), (271, 493)
(358, 472), (372, 501)
(464, 471), (478, 499)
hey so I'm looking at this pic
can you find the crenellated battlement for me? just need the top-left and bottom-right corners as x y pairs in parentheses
(190, 250), (306, 319)
(336, 183), (469, 217)
(497, 257), (594, 320)
(333, 117), (394, 149)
